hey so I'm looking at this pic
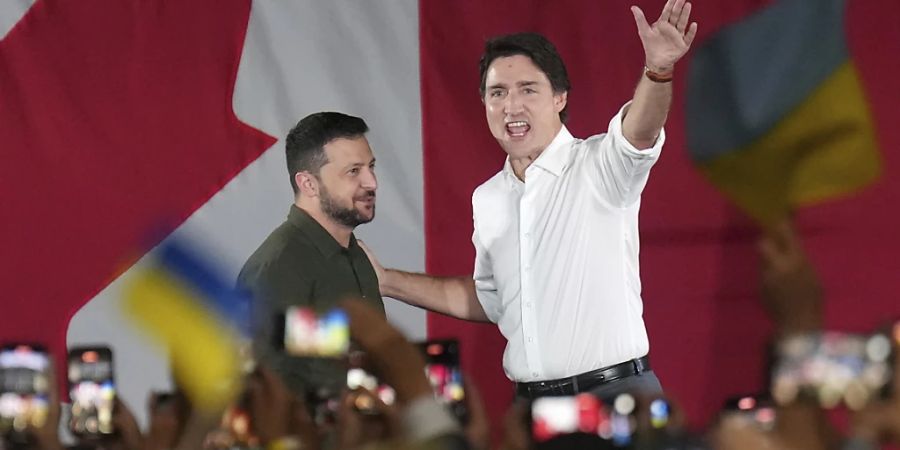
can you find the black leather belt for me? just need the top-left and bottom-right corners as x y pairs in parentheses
(515, 356), (651, 399)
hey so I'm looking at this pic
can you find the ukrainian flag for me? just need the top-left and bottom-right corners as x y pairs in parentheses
(122, 240), (248, 414)
(686, 0), (880, 224)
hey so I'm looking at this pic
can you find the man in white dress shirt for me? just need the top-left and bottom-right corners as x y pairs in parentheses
(361, 0), (698, 400)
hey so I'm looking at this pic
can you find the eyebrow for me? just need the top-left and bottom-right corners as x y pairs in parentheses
(487, 80), (540, 90)
(342, 158), (376, 170)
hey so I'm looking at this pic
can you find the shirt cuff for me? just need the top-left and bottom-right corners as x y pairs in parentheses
(401, 395), (461, 442)
(608, 101), (665, 159)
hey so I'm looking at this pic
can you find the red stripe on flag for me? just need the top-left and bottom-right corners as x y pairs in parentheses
(0, 0), (276, 362)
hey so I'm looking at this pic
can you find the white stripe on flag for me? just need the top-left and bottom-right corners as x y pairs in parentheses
(0, 0), (34, 41)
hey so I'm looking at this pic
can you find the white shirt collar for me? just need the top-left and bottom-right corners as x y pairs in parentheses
(502, 126), (576, 183)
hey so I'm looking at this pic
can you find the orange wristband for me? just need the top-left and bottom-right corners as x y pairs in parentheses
(644, 66), (673, 83)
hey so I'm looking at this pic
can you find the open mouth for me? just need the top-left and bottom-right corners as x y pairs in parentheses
(505, 120), (530, 138)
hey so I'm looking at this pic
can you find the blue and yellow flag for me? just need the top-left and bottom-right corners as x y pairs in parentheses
(122, 240), (249, 414)
(686, 0), (880, 224)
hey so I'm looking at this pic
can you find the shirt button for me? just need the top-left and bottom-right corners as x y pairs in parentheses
(527, 337), (534, 343)
(525, 302), (532, 308)
(533, 372), (539, 377)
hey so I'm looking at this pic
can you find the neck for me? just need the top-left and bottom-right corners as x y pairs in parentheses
(509, 150), (543, 181)
(507, 123), (563, 181)
(295, 200), (353, 248)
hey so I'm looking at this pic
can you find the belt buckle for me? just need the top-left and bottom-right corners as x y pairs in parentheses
(540, 381), (553, 396)
(554, 381), (569, 396)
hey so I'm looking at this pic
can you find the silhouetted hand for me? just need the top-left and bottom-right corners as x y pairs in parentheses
(498, 400), (529, 450)
(340, 300), (432, 405)
(336, 389), (402, 450)
(144, 391), (189, 450)
(461, 376), (490, 450)
(711, 415), (790, 450)
(32, 361), (63, 450)
(102, 397), (142, 450)
(758, 220), (823, 335)
(246, 365), (320, 450)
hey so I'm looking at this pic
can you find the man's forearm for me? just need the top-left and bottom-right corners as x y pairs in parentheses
(622, 73), (672, 149)
(381, 270), (490, 322)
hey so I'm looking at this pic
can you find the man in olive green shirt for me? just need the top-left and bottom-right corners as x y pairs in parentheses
(238, 111), (384, 394)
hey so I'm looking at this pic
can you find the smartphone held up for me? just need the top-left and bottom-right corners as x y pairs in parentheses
(67, 346), (116, 437)
(770, 323), (897, 410)
(0, 344), (51, 444)
(277, 306), (350, 358)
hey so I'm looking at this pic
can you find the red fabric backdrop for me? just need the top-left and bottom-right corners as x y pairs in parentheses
(420, 0), (900, 432)
(1, 0), (897, 438)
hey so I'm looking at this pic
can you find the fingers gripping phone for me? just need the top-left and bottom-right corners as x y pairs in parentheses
(346, 351), (396, 415)
(721, 394), (777, 431)
(67, 346), (115, 437)
(416, 339), (468, 424)
(0, 344), (51, 445)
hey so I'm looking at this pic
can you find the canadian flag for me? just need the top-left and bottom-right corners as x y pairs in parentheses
(2, 0), (899, 431)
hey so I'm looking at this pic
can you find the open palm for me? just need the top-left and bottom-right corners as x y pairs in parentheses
(632, 0), (698, 73)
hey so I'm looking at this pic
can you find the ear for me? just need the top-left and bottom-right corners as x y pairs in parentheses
(553, 91), (568, 114)
(295, 171), (319, 198)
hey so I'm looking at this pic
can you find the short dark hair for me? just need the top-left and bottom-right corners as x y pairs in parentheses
(285, 112), (369, 194)
(478, 32), (571, 123)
